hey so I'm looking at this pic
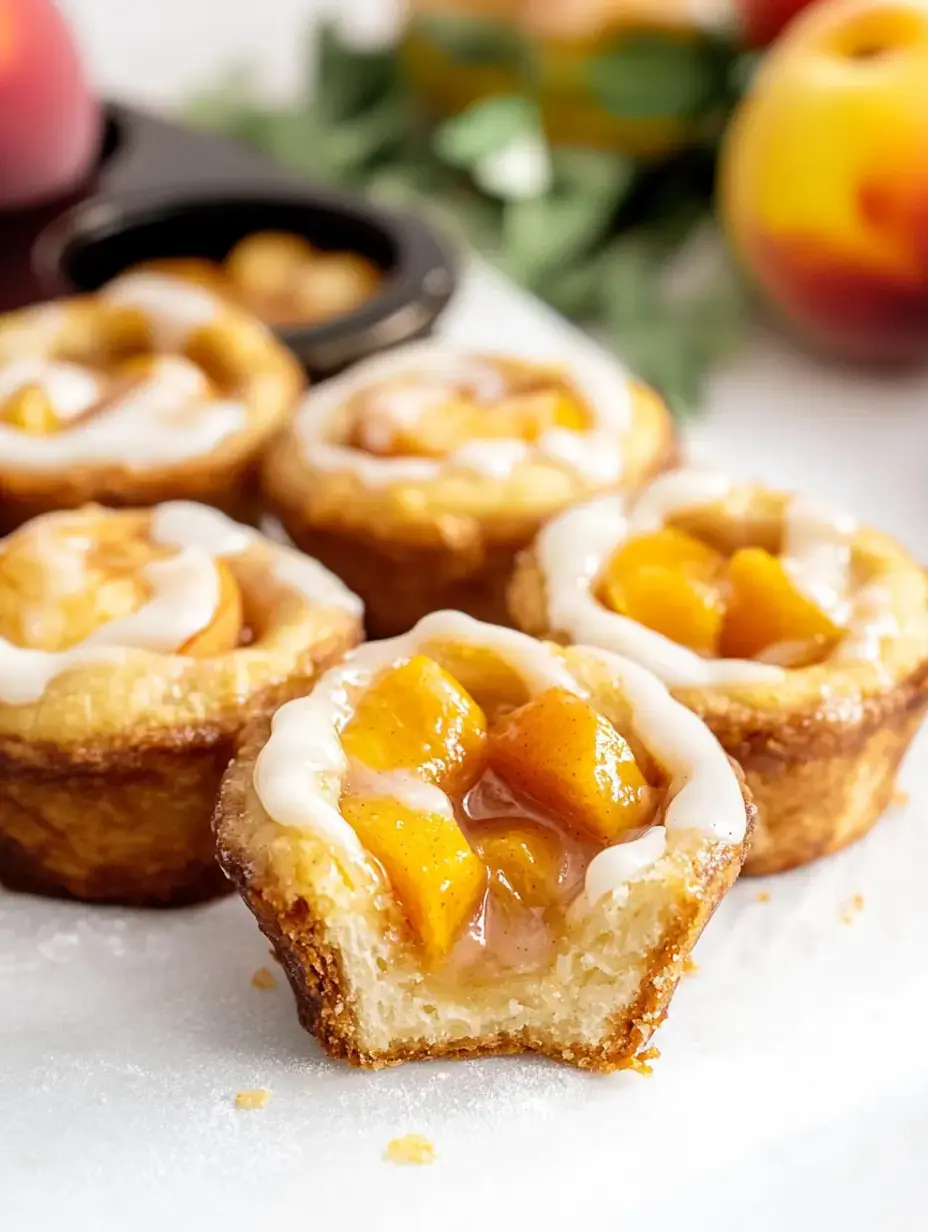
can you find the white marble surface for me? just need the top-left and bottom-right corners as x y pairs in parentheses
(3, 261), (928, 1229)
(9, 4), (928, 1222)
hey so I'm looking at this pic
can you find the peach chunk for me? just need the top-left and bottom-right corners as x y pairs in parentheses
(720, 547), (842, 662)
(361, 385), (587, 458)
(178, 560), (244, 658)
(597, 528), (726, 656)
(487, 688), (653, 844)
(1, 384), (61, 434)
(341, 794), (486, 962)
(342, 655), (487, 794)
(472, 821), (564, 910)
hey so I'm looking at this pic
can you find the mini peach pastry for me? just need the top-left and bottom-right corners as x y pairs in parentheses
(127, 231), (383, 328)
(261, 341), (676, 636)
(510, 467), (928, 875)
(214, 611), (751, 1070)
(0, 273), (304, 531)
(0, 501), (362, 905)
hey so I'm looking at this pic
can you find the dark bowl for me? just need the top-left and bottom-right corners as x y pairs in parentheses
(33, 184), (457, 378)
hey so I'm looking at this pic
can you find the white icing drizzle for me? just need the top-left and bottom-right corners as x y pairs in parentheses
(253, 611), (747, 914)
(0, 503), (362, 707)
(538, 492), (781, 687)
(346, 763), (455, 819)
(150, 502), (363, 617)
(781, 494), (856, 622)
(102, 272), (221, 350)
(294, 340), (633, 487)
(581, 826), (667, 911)
(0, 546), (219, 706)
(445, 439), (531, 480)
(537, 468), (894, 686)
(0, 356), (245, 471)
(0, 358), (102, 420)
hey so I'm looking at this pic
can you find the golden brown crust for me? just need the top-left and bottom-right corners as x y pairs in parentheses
(0, 503), (363, 904)
(509, 535), (928, 876)
(0, 439), (270, 535)
(0, 637), (356, 905)
(213, 652), (753, 1072)
(265, 425), (679, 638)
(688, 659), (928, 875)
(0, 295), (304, 532)
(0, 736), (233, 905)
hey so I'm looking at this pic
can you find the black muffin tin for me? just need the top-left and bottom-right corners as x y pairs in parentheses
(2, 103), (457, 378)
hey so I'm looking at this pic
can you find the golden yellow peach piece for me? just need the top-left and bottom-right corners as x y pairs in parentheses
(341, 655), (488, 794)
(487, 687), (653, 843)
(340, 794), (487, 962)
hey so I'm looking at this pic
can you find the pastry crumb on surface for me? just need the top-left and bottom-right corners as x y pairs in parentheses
(682, 957), (699, 976)
(840, 893), (865, 925)
(622, 1046), (661, 1076)
(755, 890), (771, 903)
(235, 1088), (272, 1110)
(891, 789), (910, 809)
(384, 1134), (436, 1165)
(251, 966), (278, 990)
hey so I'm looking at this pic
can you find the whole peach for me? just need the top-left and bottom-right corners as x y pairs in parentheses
(736, 0), (821, 46)
(720, 0), (928, 363)
(0, 0), (101, 208)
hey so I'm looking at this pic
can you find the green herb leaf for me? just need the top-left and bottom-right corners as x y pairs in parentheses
(587, 33), (725, 121)
(315, 22), (401, 123)
(500, 152), (635, 288)
(434, 96), (541, 169)
(410, 12), (528, 68)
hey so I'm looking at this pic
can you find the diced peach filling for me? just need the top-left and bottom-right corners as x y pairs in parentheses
(341, 655), (488, 795)
(339, 667), (658, 965)
(352, 382), (589, 459)
(471, 821), (565, 910)
(487, 688), (655, 845)
(598, 528), (727, 656)
(598, 529), (842, 662)
(720, 547), (842, 662)
(340, 794), (487, 964)
(0, 384), (62, 434)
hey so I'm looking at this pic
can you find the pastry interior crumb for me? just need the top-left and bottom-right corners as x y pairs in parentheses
(251, 966), (278, 991)
(235, 1088), (272, 1110)
(682, 957), (699, 975)
(384, 1134), (437, 1165)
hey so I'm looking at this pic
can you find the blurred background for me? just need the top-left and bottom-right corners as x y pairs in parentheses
(8, 0), (928, 426)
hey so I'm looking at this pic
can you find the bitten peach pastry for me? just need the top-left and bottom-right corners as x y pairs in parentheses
(214, 611), (751, 1071)
(0, 502), (362, 905)
(0, 272), (304, 531)
(128, 231), (383, 329)
(261, 341), (676, 637)
(510, 467), (928, 875)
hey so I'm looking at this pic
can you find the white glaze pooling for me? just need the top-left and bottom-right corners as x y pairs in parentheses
(0, 358), (102, 420)
(0, 356), (246, 471)
(0, 546), (220, 706)
(151, 502), (363, 617)
(103, 272), (221, 350)
(253, 611), (746, 914)
(294, 340), (633, 487)
(538, 468), (892, 686)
